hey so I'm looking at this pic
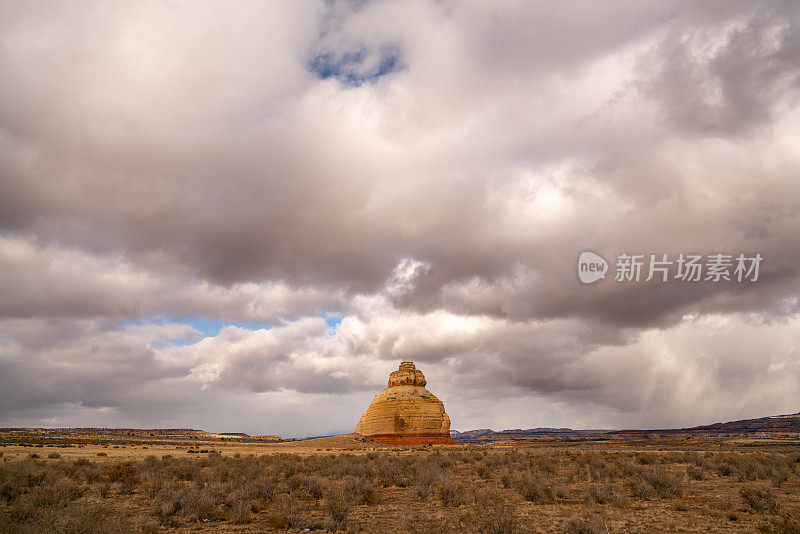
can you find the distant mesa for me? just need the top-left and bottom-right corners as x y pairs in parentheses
(449, 412), (800, 444)
(355, 361), (454, 445)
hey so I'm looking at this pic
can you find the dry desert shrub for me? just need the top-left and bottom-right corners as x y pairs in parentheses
(343, 474), (381, 505)
(139, 471), (165, 499)
(562, 514), (607, 534)
(97, 481), (111, 499)
(324, 483), (352, 530)
(636, 452), (658, 465)
(273, 454), (302, 478)
(738, 456), (783, 482)
(270, 492), (306, 529)
(432, 451), (454, 469)
(500, 469), (517, 488)
(437, 480), (468, 507)
(741, 487), (779, 514)
(102, 461), (138, 495)
(250, 472), (276, 501)
(374, 455), (410, 487)
(0, 465), (24, 503)
(413, 462), (441, 501)
(227, 489), (253, 524)
(628, 466), (683, 499)
(465, 490), (519, 534)
(528, 453), (557, 475)
(758, 509), (800, 534)
(447, 451), (469, 464)
(15, 477), (83, 511)
(291, 474), (325, 499)
(517, 475), (557, 504)
(474, 462), (493, 480)
(415, 483), (434, 501)
(572, 454), (629, 484)
(263, 510), (289, 530)
(686, 464), (705, 480)
(704, 452), (791, 484)
(163, 458), (199, 481)
(415, 461), (442, 484)
(151, 481), (225, 525)
(770, 465), (791, 487)
(683, 451), (703, 466)
(587, 483), (627, 506)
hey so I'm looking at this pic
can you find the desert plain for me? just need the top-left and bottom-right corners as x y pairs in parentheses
(1, 427), (799, 533)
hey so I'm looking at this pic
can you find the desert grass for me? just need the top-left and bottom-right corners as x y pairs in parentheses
(1, 436), (800, 532)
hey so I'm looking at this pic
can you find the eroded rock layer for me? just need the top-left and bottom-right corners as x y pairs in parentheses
(355, 362), (454, 445)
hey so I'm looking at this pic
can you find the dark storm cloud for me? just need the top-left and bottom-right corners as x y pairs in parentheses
(0, 235), (348, 321)
(1, 0), (800, 434)
(0, 318), (193, 413)
(639, 1), (800, 137)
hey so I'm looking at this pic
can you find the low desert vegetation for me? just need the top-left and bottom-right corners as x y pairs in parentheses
(0, 442), (799, 532)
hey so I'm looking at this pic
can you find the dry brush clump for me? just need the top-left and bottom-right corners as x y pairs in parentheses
(758, 509), (800, 534)
(323, 482), (352, 531)
(741, 487), (780, 514)
(436, 480), (468, 507)
(639, 466), (684, 499)
(463, 489), (519, 534)
(586, 482), (628, 507)
(412, 461), (442, 501)
(517, 475), (558, 504)
(562, 514), (607, 534)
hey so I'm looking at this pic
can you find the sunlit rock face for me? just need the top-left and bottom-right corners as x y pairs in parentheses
(355, 362), (454, 445)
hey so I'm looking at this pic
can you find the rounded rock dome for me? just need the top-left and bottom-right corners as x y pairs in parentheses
(355, 362), (454, 445)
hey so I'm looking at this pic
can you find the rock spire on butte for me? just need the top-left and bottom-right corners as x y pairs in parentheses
(355, 361), (454, 445)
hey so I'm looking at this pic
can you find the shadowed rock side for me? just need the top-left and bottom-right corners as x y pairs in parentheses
(355, 362), (454, 445)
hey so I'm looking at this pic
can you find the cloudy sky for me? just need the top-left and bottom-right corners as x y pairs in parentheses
(1, 0), (799, 437)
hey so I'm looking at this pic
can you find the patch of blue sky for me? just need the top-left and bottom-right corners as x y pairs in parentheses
(308, 46), (403, 87)
(119, 314), (272, 347)
(182, 316), (272, 338)
(122, 313), (344, 349)
(324, 313), (344, 331)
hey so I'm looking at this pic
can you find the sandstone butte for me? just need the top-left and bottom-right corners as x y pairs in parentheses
(355, 361), (455, 445)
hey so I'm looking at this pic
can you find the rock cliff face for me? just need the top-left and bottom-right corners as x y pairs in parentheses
(355, 362), (454, 445)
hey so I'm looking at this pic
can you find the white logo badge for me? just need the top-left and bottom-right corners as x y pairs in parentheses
(578, 251), (608, 284)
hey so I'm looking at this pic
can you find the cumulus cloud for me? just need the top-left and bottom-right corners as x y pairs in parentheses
(0, 235), (347, 321)
(1, 0), (800, 435)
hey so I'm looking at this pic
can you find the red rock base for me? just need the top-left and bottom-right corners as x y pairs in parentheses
(363, 433), (455, 445)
